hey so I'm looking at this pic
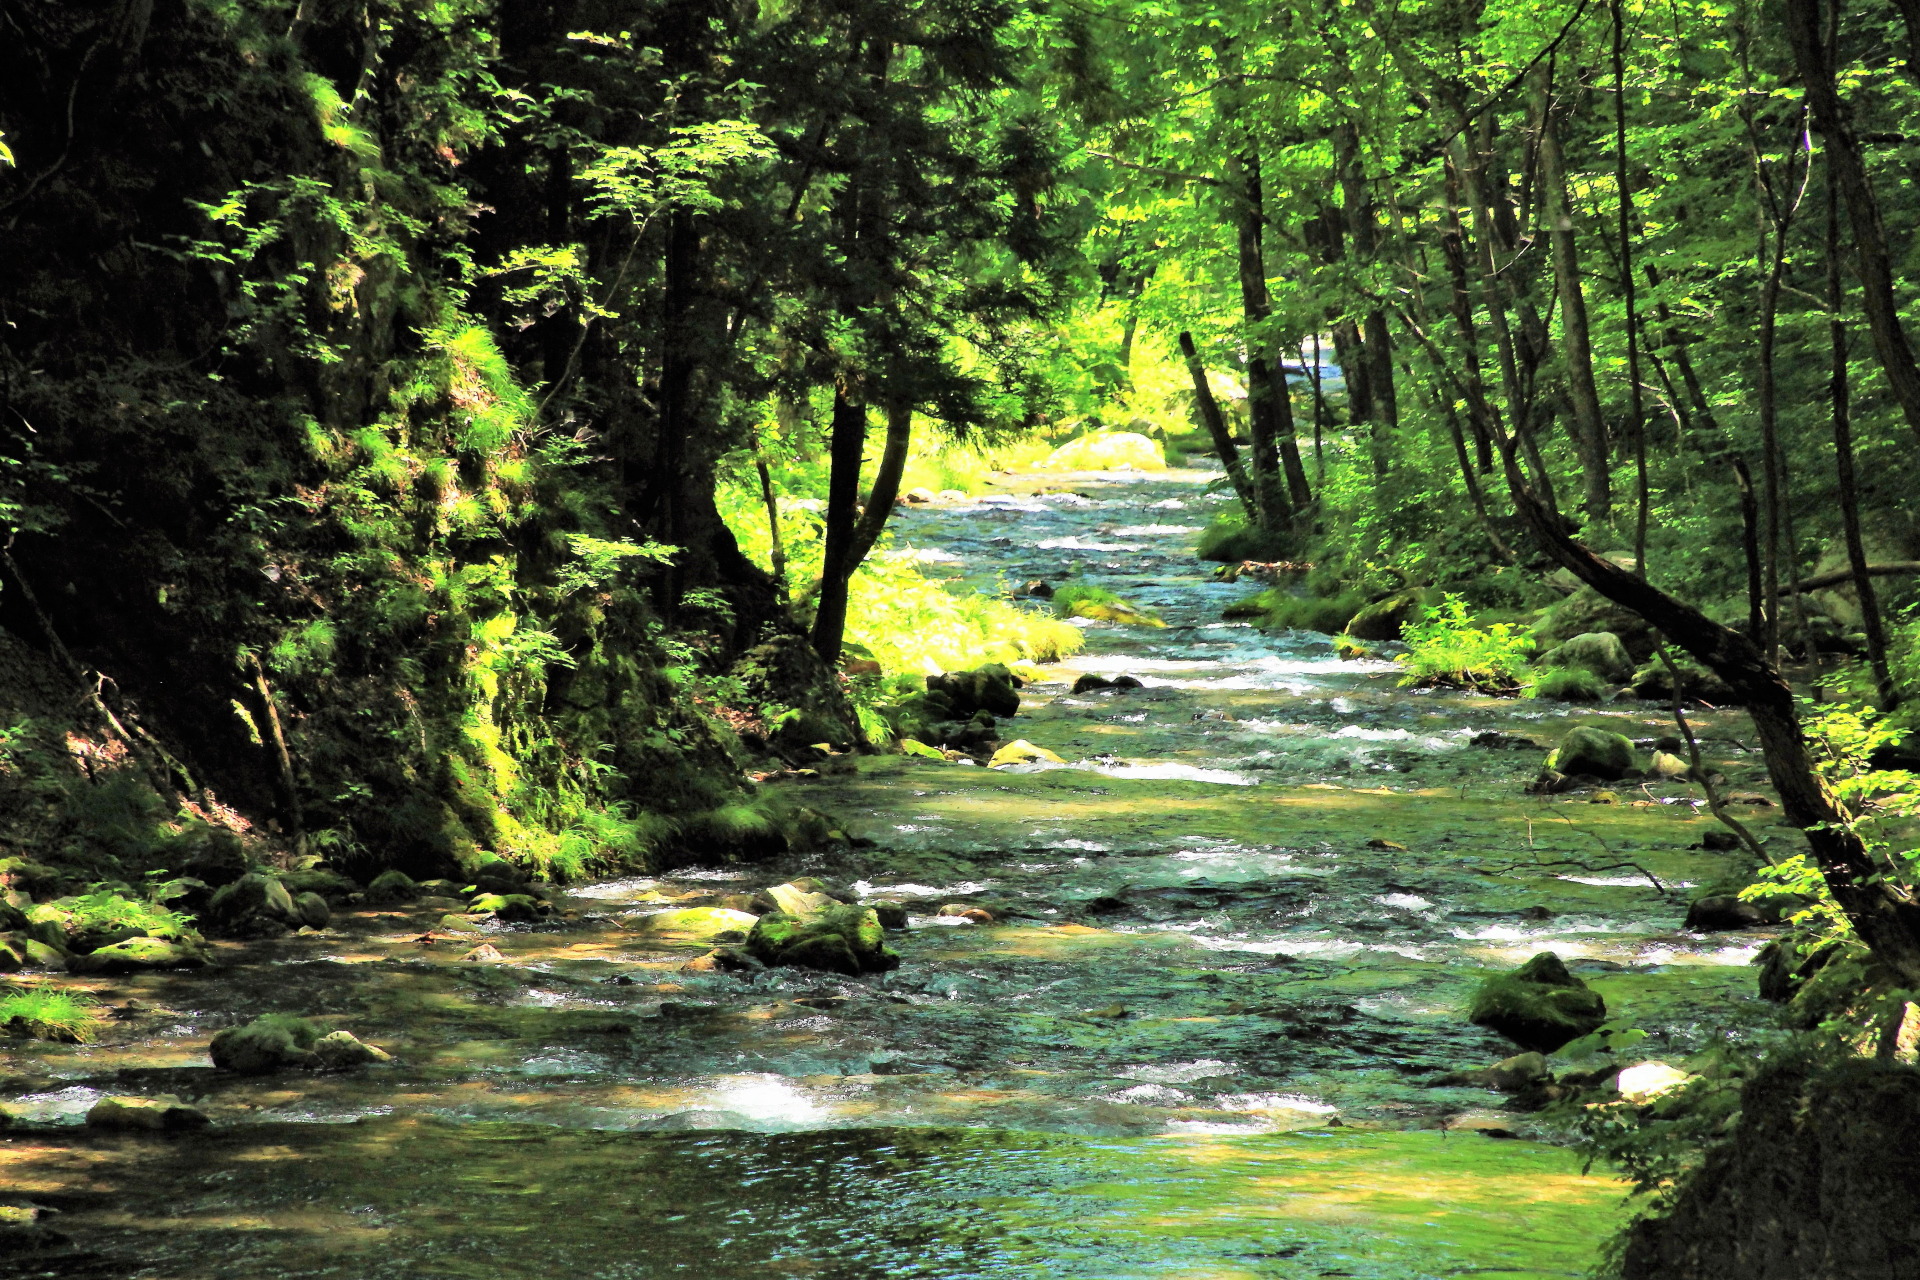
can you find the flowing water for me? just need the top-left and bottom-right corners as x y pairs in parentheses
(0, 467), (1788, 1278)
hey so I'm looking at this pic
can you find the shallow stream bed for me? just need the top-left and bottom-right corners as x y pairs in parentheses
(0, 467), (1788, 1278)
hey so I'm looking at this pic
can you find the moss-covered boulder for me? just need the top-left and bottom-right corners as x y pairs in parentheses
(204, 873), (300, 939)
(312, 1029), (392, 1068)
(1537, 632), (1635, 683)
(1550, 727), (1637, 781)
(1468, 952), (1608, 1052)
(633, 907), (758, 945)
(1535, 586), (1656, 660)
(927, 665), (1022, 718)
(990, 740), (1064, 767)
(1345, 591), (1424, 641)
(85, 1095), (210, 1132)
(1041, 430), (1167, 472)
(365, 869), (420, 905)
(1053, 584), (1166, 627)
(465, 893), (547, 923)
(279, 867), (358, 902)
(67, 936), (210, 975)
(746, 903), (900, 976)
(210, 1013), (323, 1074)
(1629, 655), (1740, 706)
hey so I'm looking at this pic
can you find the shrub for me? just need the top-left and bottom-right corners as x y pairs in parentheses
(1396, 594), (1534, 692)
(1194, 515), (1299, 564)
(1224, 587), (1366, 634)
(1052, 583), (1165, 627)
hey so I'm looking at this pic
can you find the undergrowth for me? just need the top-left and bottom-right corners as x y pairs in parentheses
(1396, 595), (1533, 692)
(0, 987), (103, 1043)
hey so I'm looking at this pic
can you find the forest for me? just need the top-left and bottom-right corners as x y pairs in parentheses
(2, 0), (1919, 1274)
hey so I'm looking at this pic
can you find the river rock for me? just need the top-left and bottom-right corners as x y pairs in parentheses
(460, 943), (506, 963)
(1071, 674), (1114, 693)
(292, 891), (331, 929)
(990, 739), (1064, 767)
(465, 893), (547, 923)
(204, 872), (300, 939)
(1537, 632), (1635, 683)
(679, 946), (763, 975)
(18, 939), (64, 970)
(211, 1014), (321, 1073)
(85, 1096), (211, 1132)
(634, 907), (758, 945)
(745, 902), (899, 976)
(469, 859), (536, 898)
(1550, 727), (1637, 781)
(280, 867), (358, 902)
(1648, 750), (1692, 780)
(1344, 590), (1423, 641)
(1685, 895), (1777, 931)
(870, 900), (908, 930)
(67, 936), (210, 975)
(0, 936), (27, 972)
(1468, 951), (1608, 1052)
(312, 1029), (392, 1068)
(902, 487), (935, 504)
(1629, 655), (1739, 705)
(365, 870), (420, 904)
(1535, 586), (1655, 660)
(939, 904), (995, 923)
(927, 665), (1022, 719)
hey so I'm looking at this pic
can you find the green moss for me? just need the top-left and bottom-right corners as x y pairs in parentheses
(1224, 587), (1368, 634)
(1469, 953), (1608, 1052)
(1528, 667), (1606, 702)
(1194, 515), (1299, 564)
(1053, 584), (1165, 627)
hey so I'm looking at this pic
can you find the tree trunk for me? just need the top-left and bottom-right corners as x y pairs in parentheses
(846, 400), (912, 571)
(1229, 151), (1294, 532)
(1179, 331), (1259, 516)
(1498, 474), (1920, 987)
(1534, 67), (1611, 526)
(1783, 0), (1920, 449)
(809, 386), (866, 665)
(1828, 181), (1897, 705)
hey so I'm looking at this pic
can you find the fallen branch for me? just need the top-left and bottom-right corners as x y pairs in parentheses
(1773, 561), (1920, 596)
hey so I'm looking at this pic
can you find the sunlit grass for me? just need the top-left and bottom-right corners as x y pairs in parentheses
(0, 986), (103, 1043)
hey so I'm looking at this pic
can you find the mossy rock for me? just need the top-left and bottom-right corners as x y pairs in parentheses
(633, 907), (758, 945)
(675, 804), (789, 857)
(279, 867), (359, 902)
(67, 936), (211, 975)
(204, 873), (298, 938)
(1529, 668), (1606, 703)
(466, 892), (546, 923)
(1345, 590), (1425, 641)
(926, 665), (1021, 718)
(85, 1096), (210, 1132)
(292, 892), (331, 929)
(990, 739), (1064, 767)
(1053, 584), (1166, 627)
(1535, 587), (1655, 660)
(1468, 952), (1608, 1052)
(1536, 632), (1634, 683)
(365, 869), (420, 905)
(745, 903), (899, 976)
(1629, 655), (1740, 706)
(1548, 727), (1637, 780)
(210, 1013), (323, 1074)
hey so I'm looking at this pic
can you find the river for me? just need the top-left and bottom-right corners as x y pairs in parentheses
(0, 465), (1784, 1278)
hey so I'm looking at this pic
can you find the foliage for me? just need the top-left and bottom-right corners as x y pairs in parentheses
(55, 890), (196, 942)
(1396, 596), (1535, 691)
(0, 987), (103, 1044)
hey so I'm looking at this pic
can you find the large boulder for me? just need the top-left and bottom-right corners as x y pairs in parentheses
(1537, 632), (1635, 684)
(633, 907), (758, 946)
(1536, 586), (1656, 660)
(210, 1013), (323, 1074)
(204, 873), (300, 939)
(1629, 655), (1740, 706)
(746, 902), (900, 976)
(365, 869), (419, 905)
(1345, 591), (1424, 641)
(1468, 951), (1608, 1052)
(85, 1096), (210, 1132)
(1550, 727), (1637, 781)
(927, 665), (1022, 719)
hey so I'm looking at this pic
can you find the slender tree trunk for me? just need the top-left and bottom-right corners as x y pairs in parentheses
(810, 386), (867, 664)
(846, 400), (912, 570)
(1783, 0), (1920, 448)
(1534, 67), (1611, 526)
(1228, 151), (1295, 532)
(1441, 153), (1496, 471)
(755, 454), (786, 591)
(1611, 0), (1650, 566)
(1180, 331), (1259, 517)
(1827, 177), (1898, 706)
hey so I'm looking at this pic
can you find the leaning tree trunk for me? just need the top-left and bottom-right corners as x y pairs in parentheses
(810, 386), (867, 664)
(1179, 331), (1260, 516)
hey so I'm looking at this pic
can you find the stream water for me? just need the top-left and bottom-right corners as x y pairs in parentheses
(0, 466), (1787, 1279)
